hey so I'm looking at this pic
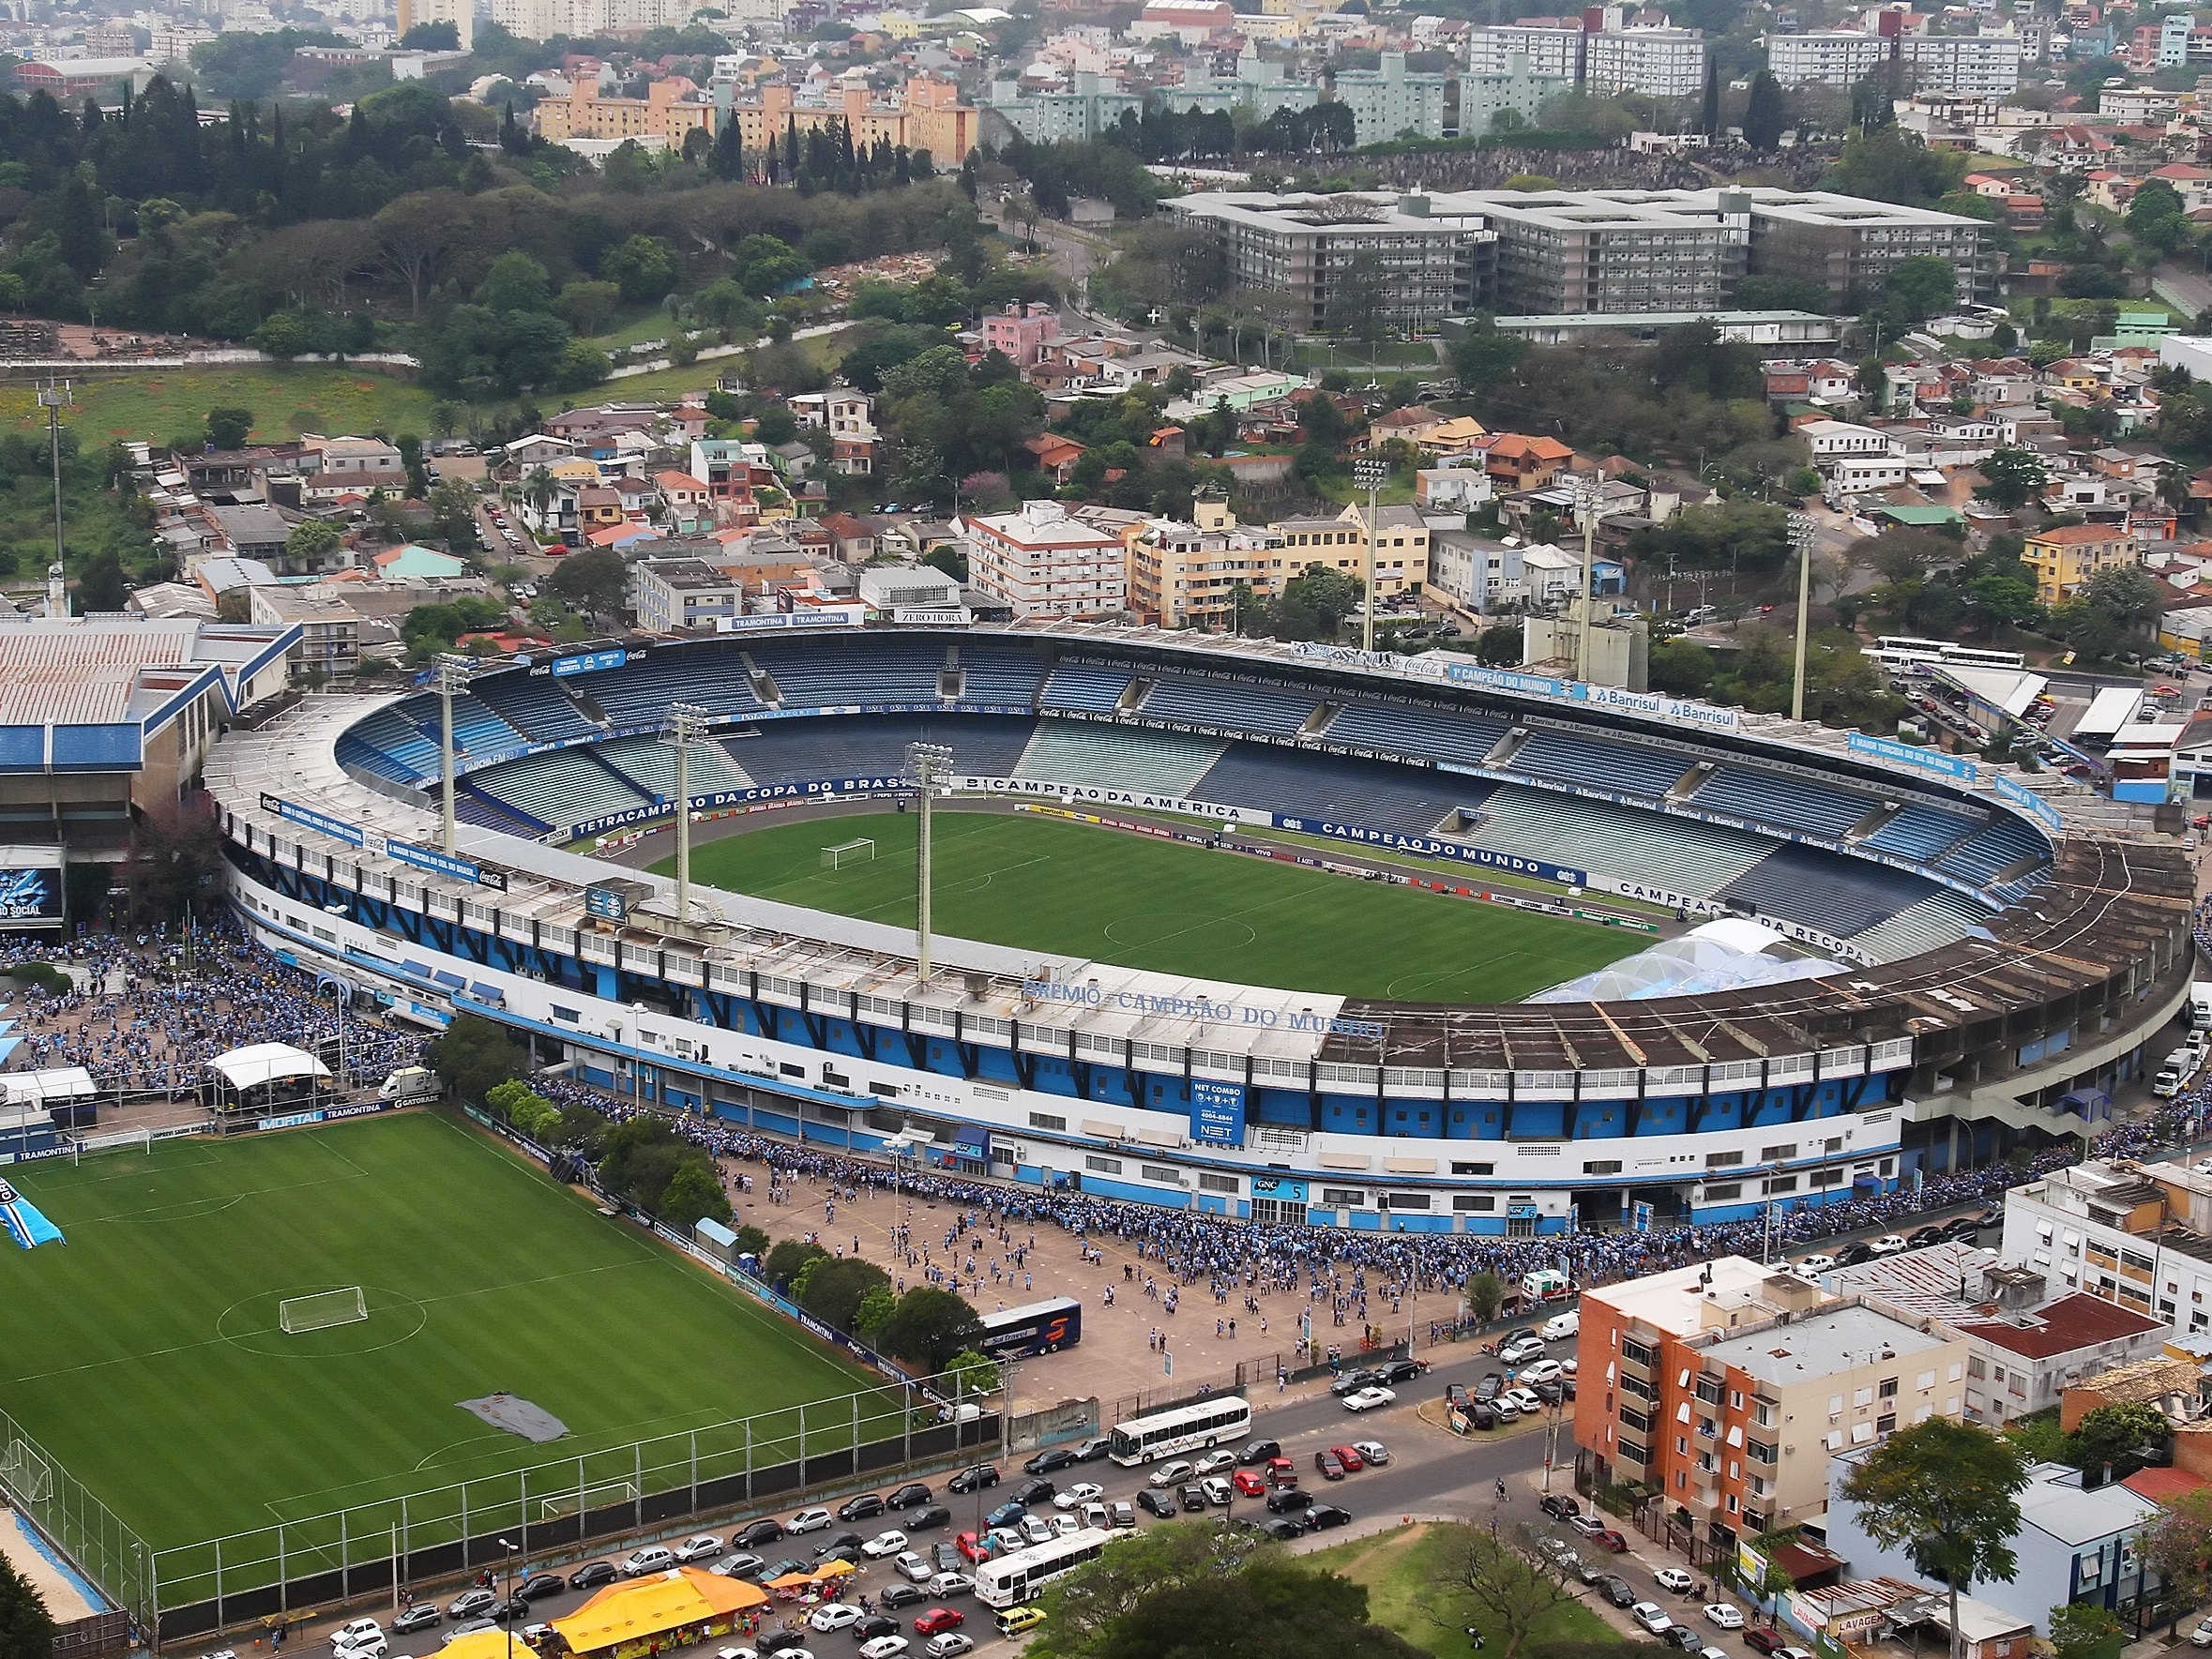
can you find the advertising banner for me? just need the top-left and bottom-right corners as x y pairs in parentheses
(261, 792), (366, 848)
(0, 861), (64, 930)
(1845, 732), (1978, 783)
(1190, 1078), (1248, 1146)
(550, 648), (629, 677)
(1992, 772), (2065, 833)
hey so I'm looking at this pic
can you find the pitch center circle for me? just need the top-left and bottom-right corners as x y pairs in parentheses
(1103, 913), (1259, 949)
(216, 1285), (429, 1358)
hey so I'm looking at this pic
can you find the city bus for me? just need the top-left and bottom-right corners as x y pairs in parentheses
(1106, 1395), (1254, 1467)
(976, 1527), (1115, 1609)
(979, 1296), (1083, 1360)
(1871, 636), (2027, 671)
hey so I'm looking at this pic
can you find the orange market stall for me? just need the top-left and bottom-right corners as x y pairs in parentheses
(549, 1567), (770, 1659)
(762, 1561), (856, 1606)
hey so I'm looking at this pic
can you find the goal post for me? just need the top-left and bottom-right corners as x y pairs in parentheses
(820, 838), (876, 870)
(538, 1481), (639, 1521)
(0, 1440), (52, 1503)
(279, 1288), (368, 1335)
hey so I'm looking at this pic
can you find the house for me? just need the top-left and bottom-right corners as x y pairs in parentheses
(1482, 433), (1574, 490)
(300, 435), (407, 504)
(1023, 433), (1087, 486)
(1416, 468), (1492, 512)
(575, 487), (626, 534)
(2025, 523), (2141, 604)
(980, 301), (1062, 367)
(655, 472), (712, 534)
(832, 433), (877, 476)
(817, 512), (877, 563)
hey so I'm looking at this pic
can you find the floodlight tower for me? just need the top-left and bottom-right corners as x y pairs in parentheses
(1788, 510), (1818, 723)
(39, 382), (69, 616)
(433, 654), (473, 854)
(669, 702), (711, 924)
(906, 741), (953, 985)
(1353, 457), (1387, 653)
(1577, 472), (1610, 684)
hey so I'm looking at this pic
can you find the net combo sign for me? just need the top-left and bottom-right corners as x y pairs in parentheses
(1191, 1078), (1247, 1146)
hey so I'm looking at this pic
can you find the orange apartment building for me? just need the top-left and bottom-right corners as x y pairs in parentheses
(1576, 1259), (1968, 1553)
(723, 76), (977, 163)
(537, 77), (718, 146)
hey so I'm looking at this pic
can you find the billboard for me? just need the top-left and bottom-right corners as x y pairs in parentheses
(0, 849), (64, 931)
(1191, 1078), (1248, 1146)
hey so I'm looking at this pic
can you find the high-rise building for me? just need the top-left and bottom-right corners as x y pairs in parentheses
(535, 77), (717, 148)
(1472, 187), (1750, 315)
(965, 501), (1129, 619)
(1328, 51), (1453, 144)
(1583, 24), (1705, 95)
(1464, 23), (1584, 77)
(396, 0), (472, 49)
(983, 72), (1144, 142)
(1765, 28), (1894, 85)
(1901, 32), (2022, 96)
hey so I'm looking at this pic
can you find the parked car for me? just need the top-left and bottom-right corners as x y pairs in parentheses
(925, 1573), (974, 1599)
(674, 1536), (722, 1563)
(1202, 1477), (1234, 1506)
(1704, 1605), (1744, 1630)
(392, 1607), (442, 1636)
(1233, 1470), (1266, 1497)
(1024, 1447), (1079, 1475)
(441, 1623), (496, 1649)
(1306, 1503), (1353, 1531)
(908, 1506), (952, 1531)
(861, 1531), (910, 1559)
(517, 1574), (567, 1601)
(924, 1637), (973, 1659)
(1868, 1234), (1909, 1257)
(1834, 1240), (1873, 1266)
(840, 1494), (886, 1522)
(855, 1619), (900, 1642)
(1663, 1627), (1704, 1651)
(946, 1465), (998, 1494)
(1327, 1444), (1365, 1472)
(1375, 1358), (1428, 1383)
(888, 1484), (933, 1509)
(1538, 1494), (1580, 1519)
(1149, 1460), (1196, 1487)
(1054, 1483), (1106, 1510)
(569, 1562), (619, 1591)
(1794, 1255), (1835, 1274)
(882, 1584), (927, 1610)
(1176, 1484), (1207, 1514)
(1315, 1451), (1346, 1480)
(622, 1546), (677, 1577)
(1654, 1569), (1696, 1595)
(1633, 1604), (1674, 1636)
(1498, 1336), (1546, 1365)
(447, 1591), (497, 1621)
(814, 1531), (866, 1561)
(1588, 1528), (1629, 1552)
(808, 1606), (862, 1636)
(1517, 1359), (1564, 1384)
(1342, 1386), (1396, 1412)
(892, 1553), (932, 1584)
(1137, 1488), (1177, 1518)
(1237, 1439), (1282, 1465)
(788, 1510), (832, 1534)
(1595, 1577), (1637, 1609)
(1193, 1450), (1237, 1475)
(1110, 1501), (1137, 1529)
(1010, 1477), (1055, 1507)
(734, 1521), (784, 1550)
(914, 1611), (964, 1637)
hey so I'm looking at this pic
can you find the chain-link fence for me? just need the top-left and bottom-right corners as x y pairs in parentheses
(0, 1404), (153, 1632)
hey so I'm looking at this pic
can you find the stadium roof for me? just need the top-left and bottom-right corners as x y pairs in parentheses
(205, 1043), (330, 1090)
(0, 617), (295, 731)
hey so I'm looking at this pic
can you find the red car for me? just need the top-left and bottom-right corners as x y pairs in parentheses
(1232, 1470), (1265, 1498)
(1589, 1528), (1629, 1552)
(1327, 1445), (1366, 1472)
(1746, 1631), (1790, 1655)
(1314, 1451), (1345, 1481)
(955, 1531), (992, 1563)
(913, 1610), (965, 1636)
(1265, 1456), (1297, 1487)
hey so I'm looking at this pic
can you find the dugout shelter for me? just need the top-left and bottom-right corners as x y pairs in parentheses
(203, 1043), (331, 1114)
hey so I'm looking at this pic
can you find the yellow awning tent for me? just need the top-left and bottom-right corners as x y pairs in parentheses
(439, 1630), (536, 1659)
(551, 1567), (769, 1656)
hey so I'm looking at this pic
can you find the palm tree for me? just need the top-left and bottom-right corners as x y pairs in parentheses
(523, 466), (557, 536)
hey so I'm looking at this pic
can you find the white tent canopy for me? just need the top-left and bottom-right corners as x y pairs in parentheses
(1, 1066), (94, 1106)
(205, 1043), (330, 1091)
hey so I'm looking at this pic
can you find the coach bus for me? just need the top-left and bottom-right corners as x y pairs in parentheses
(1871, 636), (2027, 671)
(976, 1527), (1115, 1608)
(979, 1296), (1083, 1360)
(1106, 1395), (1254, 1466)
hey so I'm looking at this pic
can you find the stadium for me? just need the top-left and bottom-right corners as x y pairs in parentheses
(200, 622), (2197, 1234)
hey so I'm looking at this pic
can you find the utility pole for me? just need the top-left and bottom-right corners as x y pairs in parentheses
(39, 382), (69, 616)
(1578, 472), (1607, 684)
(1788, 510), (1818, 723)
(433, 653), (472, 854)
(1354, 456), (1386, 653)
(669, 702), (710, 925)
(906, 742), (952, 985)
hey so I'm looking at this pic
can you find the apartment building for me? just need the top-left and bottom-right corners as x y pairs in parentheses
(2001, 1158), (2212, 1335)
(537, 77), (718, 147)
(1459, 57), (1578, 138)
(1472, 188), (1750, 315)
(980, 303), (1063, 368)
(1576, 1258), (1969, 1549)
(245, 588), (362, 681)
(1743, 189), (1999, 306)
(1267, 502), (1431, 597)
(2025, 523), (2140, 605)
(1901, 34), (2023, 97)
(724, 76), (977, 163)
(1329, 52), (1453, 144)
(1465, 23), (1583, 77)
(1126, 490), (1287, 628)
(630, 558), (748, 634)
(1584, 26), (1705, 97)
(396, 0), (473, 49)
(984, 72), (1144, 142)
(1765, 29), (1894, 85)
(965, 500), (1128, 618)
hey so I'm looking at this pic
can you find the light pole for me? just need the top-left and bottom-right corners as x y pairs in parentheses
(433, 653), (473, 854)
(630, 1002), (645, 1116)
(669, 702), (710, 925)
(1577, 472), (1608, 685)
(1354, 458), (1387, 653)
(1788, 510), (1817, 723)
(905, 742), (952, 985)
(497, 1537), (521, 1659)
(39, 382), (68, 616)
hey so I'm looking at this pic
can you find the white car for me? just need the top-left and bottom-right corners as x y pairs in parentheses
(1869, 1234), (1909, 1256)
(674, 1534), (722, 1562)
(1517, 1359), (1564, 1384)
(1654, 1568), (1696, 1595)
(1498, 1336), (1546, 1364)
(1193, 1450), (1237, 1475)
(1559, 1359), (1577, 1377)
(333, 1621), (384, 1651)
(861, 1531), (909, 1559)
(1633, 1604), (1674, 1636)
(1081, 1502), (1110, 1530)
(622, 1546), (676, 1576)
(1352, 1440), (1389, 1466)
(894, 1552), (933, 1582)
(927, 1572), (975, 1598)
(1202, 1476), (1233, 1506)
(1052, 1513), (1081, 1536)
(334, 1627), (386, 1658)
(2189, 1616), (2212, 1649)
(1500, 1388), (1542, 1414)
(858, 1640), (909, 1659)
(926, 1637), (974, 1659)
(1342, 1385), (1396, 1411)
(1703, 1605), (1743, 1630)
(809, 1606), (863, 1635)
(1795, 1255), (1836, 1274)
(1053, 1483), (1105, 1510)
(1149, 1460), (1196, 1486)
(789, 1508), (833, 1532)
(1019, 1516), (1053, 1546)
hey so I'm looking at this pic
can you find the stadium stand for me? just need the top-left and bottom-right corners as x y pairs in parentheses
(1016, 721), (1225, 798)
(1511, 728), (1695, 800)
(1714, 844), (1938, 940)
(1465, 788), (1777, 896)
(1136, 673), (1321, 736)
(754, 639), (945, 706)
(727, 715), (1038, 788)
(1861, 802), (1978, 861)
(1322, 700), (1511, 768)
(956, 644), (1049, 706)
(1937, 813), (2052, 888)
(1190, 747), (1493, 838)
(471, 671), (602, 743)
(476, 748), (651, 829)
(336, 705), (440, 784)
(456, 789), (551, 837)
(1849, 890), (1993, 963)
(574, 647), (765, 724)
(1688, 765), (1877, 840)
(1041, 663), (1132, 713)
(417, 693), (528, 757)
(596, 734), (752, 800)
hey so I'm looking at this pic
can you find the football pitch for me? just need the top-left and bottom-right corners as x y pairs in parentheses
(0, 1115), (878, 1597)
(653, 809), (1638, 1003)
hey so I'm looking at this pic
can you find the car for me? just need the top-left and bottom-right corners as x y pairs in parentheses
(1498, 1336), (1546, 1365)
(1595, 1577), (1636, 1609)
(1236, 1440), (1281, 1465)
(985, 1501), (1026, 1529)
(1588, 1529), (1629, 1552)
(1307, 1503), (1353, 1531)
(569, 1561), (620, 1591)
(1567, 1513), (1606, 1538)
(1794, 1255), (1835, 1274)
(1517, 1359), (1564, 1384)
(1499, 1389), (1541, 1414)
(1352, 1440), (1388, 1466)
(1834, 1241), (1873, 1266)
(1539, 1494), (1580, 1519)
(855, 1619), (901, 1642)
(2189, 1616), (2212, 1650)
(988, 1528), (1025, 1556)
(1536, 1536), (1578, 1569)
(1868, 1234), (1909, 1257)
(448, 1591), (497, 1620)
(1633, 1604), (1675, 1636)
(1203, 1477), (1234, 1505)
(914, 1610), (965, 1637)
(925, 1573), (974, 1598)
(735, 1520), (784, 1550)
(925, 1638), (973, 1659)
(1704, 1606), (1744, 1630)
(1328, 1365), (1384, 1395)
(1193, 1449), (1237, 1475)
(625, 1544), (680, 1576)
(857, 1638), (908, 1659)
(441, 1622), (497, 1648)
(763, 1560), (809, 1583)
(1232, 1470), (1266, 1497)
(1020, 1516), (1053, 1545)
(1655, 1568), (1696, 1595)
(816, 1531), (866, 1560)
(1316, 1451), (1346, 1480)
(908, 1506), (952, 1531)
(487, 1598), (532, 1625)
(888, 1484), (933, 1509)
(1149, 1460), (1196, 1486)
(518, 1574), (567, 1600)
(1137, 1488), (1177, 1517)
(1907, 1225), (1946, 1248)
(955, 1531), (992, 1563)
(1265, 1456), (1297, 1486)
(1025, 1446), (1080, 1475)
(862, 1531), (910, 1559)
(1663, 1628), (1705, 1652)
(893, 1553), (932, 1583)
(334, 1619), (385, 1653)
(1342, 1386), (1396, 1411)
(1468, 1403), (1499, 1430)
(946, 1465), (998, 1494)
(840, 1494), (886, 1522)
(1110, 1501), (1137, 1528)
(809, 1606), (862, 1635)
(393, 1606), (443, 1636)
(1375, 1357), (1429, 1383)
(995, 1608), (1046, 1636)
(1474, 1374), (1506, 1403)
(759, 1636), (811, 1657)
(1263, 1517), (1308, 1542)
(789, 1510), (833, 1534)
(674, 1534), (722, 1562)
(1531, 1380), (1565, 1406)
(1081, 1502), (1110, 1531)
(883, 1584), (928, 1610)
(1054, 1483), (1105, 1510)
(1011, 1477), (1055, 1507)
(1940, 1214), (1982, 1239)
(932, 1543), (963, 1573)
(1177, 1484), (1208, 1513)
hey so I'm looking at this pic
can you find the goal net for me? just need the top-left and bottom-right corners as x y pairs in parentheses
(0, 1440), (52, 1503)
(539, 1481), (639, 1520)
(279, 1288), (368, 1334)
(820, 838), (876, 870)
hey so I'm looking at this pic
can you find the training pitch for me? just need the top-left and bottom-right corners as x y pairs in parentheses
(0, 1114), (872, 1576)
(653, 809), (1638, 1002)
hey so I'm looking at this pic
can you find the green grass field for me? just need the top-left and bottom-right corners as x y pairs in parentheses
(0, 366), (441, 447)
(0, 1114), (874, 1595)
(652, 811), (1636, 1002)
(1302, 1523), (1619, 1658)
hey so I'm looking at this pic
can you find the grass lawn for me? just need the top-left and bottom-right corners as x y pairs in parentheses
(0, 1113), (873, 1595)
(1305, 1522), (1624, 1659)
(650, 809), (1635, 1001)
(0, 366), (442, 446)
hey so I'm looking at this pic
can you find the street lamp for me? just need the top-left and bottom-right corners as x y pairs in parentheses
(905, 743), (953, 985)
(497, 1537), (521, 1659)
(1787, 511), (1818, 723)
(433, 653), (473, 855)
(1353, 457), (1387, 653)
(1577, 473), (1609, 685)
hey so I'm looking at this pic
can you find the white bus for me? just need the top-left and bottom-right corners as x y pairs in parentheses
(1106, 1395), (1254, 1466)
(975, 1526), (1114, 1608)
(1871, 636), (2026, 671)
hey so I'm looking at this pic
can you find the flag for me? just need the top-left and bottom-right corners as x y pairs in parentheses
(0, 1179), (62, 1248)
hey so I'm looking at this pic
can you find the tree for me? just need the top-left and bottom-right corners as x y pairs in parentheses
(1466, 1271), (1504, 1320)
(287, 519), (344, 568)
(422, 1011), (528, 1105)
(1742, 71), (1785, 150)
(122, 795), (228, 926)
(1840, 1419), (2028, 1659)
(1442, 1528), (1581, 1659)
(2136, 1486), (2212, 1633)
(1975, 447), (2048, 510)
(2068, 1400), (2171, 1480)
(2047, 1603), (2125, 1659)
(602, 234), (680, 304)
(1271, 566), (1362, 641)
(762, 1237), (828, 1288)
(399, 19), (461, 47)
(871, 1286), (985, 1373)
(75, 550), (126, 613)
(793, 1256), (892, 1333)
(1883, 255), (1959, 328)
(854, 1286), (897, 1335)
(657, 1161), (729, 1232)
(944, 1347), (1000, 1395)
(1039, 1554), (1420, 1659)
(374, 191), (476, 318)
(0, 1552), (55, 1659)
(548, 545), (628, 625)
(553, 280), (623, 337)
(1029, 1521), (1271, 1654)
(205, 406), (255, 449)
(480, 250), (553, 317)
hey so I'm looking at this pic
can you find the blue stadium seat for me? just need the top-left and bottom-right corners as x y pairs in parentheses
(1512, 729), (1693, 800)
(752, 639), (947, 707)
(476, 749), (651, 829)
(472, 671), (601, 743)
(1862, 804), (1977, 862)
(957, 646), (1047, 706)
(1324, 701), (1510, 768)
(1041, 664), (1131, 712)
(1689, 766), (1877, 840)
(456, 789), (550, 837)
(1714, 844), (1939, 939)
(414, 693), (528, 757)
(1936, 814), (2051, 887)
(1191, 747), (1492, 838)
(730, 715), (1038, 788)
(574, 646), (765, 725)
(340, 706), (441, 783)
(1137, 674), (1320, 737)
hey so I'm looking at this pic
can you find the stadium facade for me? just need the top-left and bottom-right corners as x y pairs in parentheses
(200, 626), (2194, 1233)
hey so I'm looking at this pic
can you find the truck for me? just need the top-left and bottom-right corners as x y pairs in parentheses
(379, 1066), (441, 1105)
(1518, 1269), (1571, 1302)
(2190, 982), (2212, 1032)
(2155, 1048), (2199, 1099)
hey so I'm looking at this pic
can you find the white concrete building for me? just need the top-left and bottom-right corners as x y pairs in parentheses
(1765, 29), (1893, 86)
(1585, 26), (1706, 97)
(963, 500), (1128, 618)
(1329, 52), (1452, 145)
(1464, 23), (1583, 77)
(1901, 34), (2022, 97)
(2001, 1157), (2212, 1336)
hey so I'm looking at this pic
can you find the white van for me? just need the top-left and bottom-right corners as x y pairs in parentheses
(1541, 1310), (1580, 1341)
(1519, 1269), (1570, 1302)
(2191, 982), (2212, 1031)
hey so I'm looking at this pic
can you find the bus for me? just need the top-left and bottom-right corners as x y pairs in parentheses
(1106, 1395), (1254, 1467)
(979, 1296), (1083, 1360)
(976, 1527), (1114, 1609)
(1871, 636), (2027, 672)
